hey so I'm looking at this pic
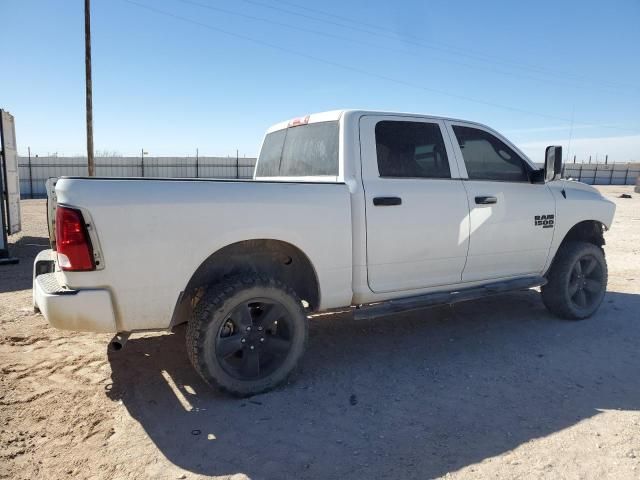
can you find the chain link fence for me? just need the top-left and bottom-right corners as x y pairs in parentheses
(18, 155), (257, 198)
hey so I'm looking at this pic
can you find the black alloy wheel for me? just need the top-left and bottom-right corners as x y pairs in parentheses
(567, 253), (605, 311)
(541, 241), (608, 320)
(186, 274), (308, 396)
(215, 298), (294, 380)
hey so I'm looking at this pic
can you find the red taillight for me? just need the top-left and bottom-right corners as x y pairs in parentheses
(55, 206), (95, 271)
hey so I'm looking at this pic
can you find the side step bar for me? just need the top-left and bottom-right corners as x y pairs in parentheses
(354, 276), (547, 320)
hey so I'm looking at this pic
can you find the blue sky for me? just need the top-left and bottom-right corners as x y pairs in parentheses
(2, 0), (639, 162)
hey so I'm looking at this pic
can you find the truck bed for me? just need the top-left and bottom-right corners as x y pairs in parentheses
(52, 177), (354, 331)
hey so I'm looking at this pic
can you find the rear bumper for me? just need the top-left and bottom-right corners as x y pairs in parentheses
(33, 251), (117, 333)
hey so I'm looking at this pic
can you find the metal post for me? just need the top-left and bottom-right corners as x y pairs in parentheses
(141, 148), (145, 177)
(624, 166), (629, 185)
(28, 147), (33, 199)
(84, 0), (95, 176)
(196, 148), (199, 178)
(236, 149), (239, 179)
(573, 155), (576, 164)
(579, 164), (582, 182)
(0, 110), (18, 263)
(609, 163), (614, 185)
(0, 112), (8, 250)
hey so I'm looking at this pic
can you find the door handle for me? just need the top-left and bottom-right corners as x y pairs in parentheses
(475, 196), (497, 205)
(373, 196), (402, 206)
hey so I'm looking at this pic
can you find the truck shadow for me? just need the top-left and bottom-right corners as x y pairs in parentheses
(0, 235), (49, 293)
(107, 289), (640, 479)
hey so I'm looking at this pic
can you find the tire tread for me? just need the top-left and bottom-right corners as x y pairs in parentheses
(541, 241), (607, 320)
(186, 274), (307, 396)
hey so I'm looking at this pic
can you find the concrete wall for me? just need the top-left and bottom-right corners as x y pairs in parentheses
(562, 163), (640, 185)
(17, 156), (639, 198)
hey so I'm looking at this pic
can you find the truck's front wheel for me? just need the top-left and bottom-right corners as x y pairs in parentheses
(541, 241), (608, 320)
(186, 275), (308, 396)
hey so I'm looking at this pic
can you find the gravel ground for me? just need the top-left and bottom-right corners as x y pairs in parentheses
(1, 186), (639, 480)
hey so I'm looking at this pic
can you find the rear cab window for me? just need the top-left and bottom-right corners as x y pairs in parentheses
(255, 121), (339, 179)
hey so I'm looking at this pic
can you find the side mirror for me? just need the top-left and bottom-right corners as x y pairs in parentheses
(544, 145), (562, 182)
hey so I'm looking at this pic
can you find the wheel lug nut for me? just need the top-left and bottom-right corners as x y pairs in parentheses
(258, 326), (263, 331)
(250, 345), (255, 350)
(241, 338), (246, 343)
(246, 326), (251, 332)
(260, 337), (265, 342)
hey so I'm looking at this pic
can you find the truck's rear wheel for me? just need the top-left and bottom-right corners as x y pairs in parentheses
(541, 241), (607, 320)
(186, 274), (308, 396)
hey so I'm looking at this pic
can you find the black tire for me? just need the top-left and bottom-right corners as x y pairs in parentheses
(541, 241), (608, 320)
(186, 274), (308, 396)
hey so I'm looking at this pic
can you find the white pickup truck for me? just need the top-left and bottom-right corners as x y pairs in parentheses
(34, 110), (616, 395)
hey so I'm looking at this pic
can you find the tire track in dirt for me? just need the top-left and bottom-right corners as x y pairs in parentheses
(0, 314), (117, 479)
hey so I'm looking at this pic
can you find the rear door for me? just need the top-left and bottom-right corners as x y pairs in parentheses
(360, 115), (470, 293)
(445, 121), (556, 282)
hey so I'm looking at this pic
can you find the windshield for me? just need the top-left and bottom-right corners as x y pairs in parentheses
(255, 121), (339, 177)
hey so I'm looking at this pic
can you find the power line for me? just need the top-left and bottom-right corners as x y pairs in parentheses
(176, 0), (406, 55)
(237, 0), (640, 94)
(121, 0), (639, 134)
(276, 0), (407, 33)
(266, 0), (640, 92)
(178, 0), (631, 95)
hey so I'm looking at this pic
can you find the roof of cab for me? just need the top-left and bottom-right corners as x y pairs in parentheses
(265, 109), (480, 133)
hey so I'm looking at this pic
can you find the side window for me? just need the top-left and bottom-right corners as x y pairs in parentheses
(375, 121), (451, 178)
(452, 125), (529, 182)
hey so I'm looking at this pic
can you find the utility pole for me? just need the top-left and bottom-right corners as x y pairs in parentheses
(84, 0), (95, 176)
(28, 147), (33, 198)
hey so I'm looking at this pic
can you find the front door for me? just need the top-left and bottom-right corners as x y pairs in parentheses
(445, 121), (556, 282)
(360, 115), (471, 293)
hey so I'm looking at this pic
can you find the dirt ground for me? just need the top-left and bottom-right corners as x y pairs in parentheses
(1, 185), (639, 480)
